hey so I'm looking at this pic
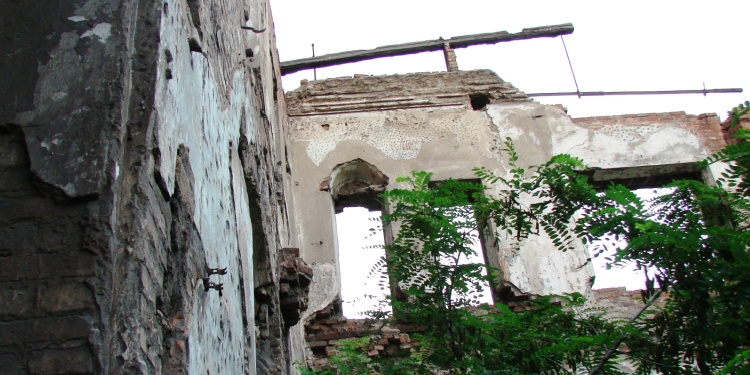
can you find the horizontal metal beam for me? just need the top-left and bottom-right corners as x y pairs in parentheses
(528, 88), (743, 97)
(280, 23), (574, 75)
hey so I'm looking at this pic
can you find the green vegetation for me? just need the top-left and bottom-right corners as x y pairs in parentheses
(302, 102), (750, 375)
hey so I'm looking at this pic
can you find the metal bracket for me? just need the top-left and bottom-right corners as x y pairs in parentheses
(207, 267), (227, 276)
(202, 278), (224, 297)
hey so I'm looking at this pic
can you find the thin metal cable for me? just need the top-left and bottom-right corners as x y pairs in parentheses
(560, 35), (581, 98)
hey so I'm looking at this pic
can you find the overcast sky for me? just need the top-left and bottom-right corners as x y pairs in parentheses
(272, 0), (748, 118)
(269, 1), (750, 307)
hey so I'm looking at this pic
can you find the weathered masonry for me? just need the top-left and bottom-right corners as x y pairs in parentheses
(0, 0), (306, 374)
(284, 70), (727, 360)
(0, 0), (734, 374)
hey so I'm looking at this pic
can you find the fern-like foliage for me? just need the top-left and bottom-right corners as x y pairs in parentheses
(319, 167), (627, 374)
(473, 138), (597, 252)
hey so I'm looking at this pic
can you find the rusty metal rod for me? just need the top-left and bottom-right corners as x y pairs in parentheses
(280, 23), (574, 75)
(528, 88), (743, 97)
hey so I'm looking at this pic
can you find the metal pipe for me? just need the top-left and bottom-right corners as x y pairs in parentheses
(527, 88), (743, 97)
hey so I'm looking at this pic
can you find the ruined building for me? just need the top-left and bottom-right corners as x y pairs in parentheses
(0, 0), (731, 374)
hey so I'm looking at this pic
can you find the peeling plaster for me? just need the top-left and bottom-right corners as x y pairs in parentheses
(293, 109), (487, 165)
(81, 23), (112, 43)
(62, 183), (77, 196)
(553, 120), (706, 169)
(304, 263), (340, 322)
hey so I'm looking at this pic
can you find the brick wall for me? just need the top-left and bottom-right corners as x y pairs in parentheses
(301, 290), (669, 369)
(303, 309), (417, 368)
(588, 287), (669, 320)
(0, 0), (298, 373)
(0, 126), (96, 374)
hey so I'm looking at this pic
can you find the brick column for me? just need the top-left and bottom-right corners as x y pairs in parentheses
(443, 42), (459, 72)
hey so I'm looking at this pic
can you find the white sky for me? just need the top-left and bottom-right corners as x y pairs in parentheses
(336, 207), (493, 318)
(272, 0), (748, 119)
(336, 208), (388, 318)
(270, 1), (750, 298)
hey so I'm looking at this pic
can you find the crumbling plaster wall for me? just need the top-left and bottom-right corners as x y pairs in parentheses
(285, 70), (725, 318)
(1, 0), (301, 374)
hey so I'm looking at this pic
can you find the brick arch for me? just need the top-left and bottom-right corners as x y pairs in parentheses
(329, 158), (389, 213)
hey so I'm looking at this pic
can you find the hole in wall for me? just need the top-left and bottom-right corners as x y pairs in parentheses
(423, 180), (495, 305)
(330, 159), (388, 213)
(469, 93), (490, 110)
(320, 124), (330, 131)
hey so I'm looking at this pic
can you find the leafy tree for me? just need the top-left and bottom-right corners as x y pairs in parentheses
(302, 102), (750, 374)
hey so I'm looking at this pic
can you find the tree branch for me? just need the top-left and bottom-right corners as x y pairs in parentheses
(588, 290), (662, 375)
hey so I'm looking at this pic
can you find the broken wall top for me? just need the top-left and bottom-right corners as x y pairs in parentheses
(286, 70), (529, 116)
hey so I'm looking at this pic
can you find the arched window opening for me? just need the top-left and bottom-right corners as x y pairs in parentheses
(329, 159), (390, 318)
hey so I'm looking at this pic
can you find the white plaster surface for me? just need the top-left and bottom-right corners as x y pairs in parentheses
(304, 263), (341, 321)
(292, 109), (489, 166)
(150, 0), (287, 373)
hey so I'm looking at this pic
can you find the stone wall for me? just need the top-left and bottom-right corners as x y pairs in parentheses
(0, 0), (303, 374)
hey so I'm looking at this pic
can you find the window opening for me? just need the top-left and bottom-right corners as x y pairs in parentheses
(328, 159), (390, 319)
(336, 207), (390, 318)
(443, 205), (494, 306)
(391, 203), (493, 310)
(413, 180), (495, 306)
(589, 187), (672, 290)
